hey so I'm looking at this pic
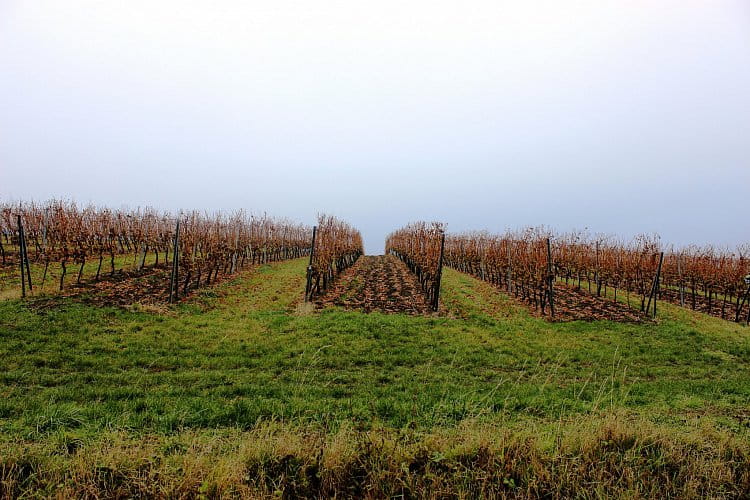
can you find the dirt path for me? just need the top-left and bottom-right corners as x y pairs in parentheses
(316, 255), (433, 315)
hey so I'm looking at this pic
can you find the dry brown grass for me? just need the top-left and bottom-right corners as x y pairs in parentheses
(2, 413), (749, 499)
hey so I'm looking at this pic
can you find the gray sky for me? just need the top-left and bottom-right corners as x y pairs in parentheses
(2, 1), (749, 254)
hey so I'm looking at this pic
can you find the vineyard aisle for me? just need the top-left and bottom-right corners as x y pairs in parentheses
(315, 254), (433, 314)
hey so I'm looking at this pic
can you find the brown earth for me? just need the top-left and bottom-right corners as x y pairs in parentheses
(26, 264), (244, 310)
(465, 277), (650, 323)
(545, 283), (650, 323)
(657, 285), (749, 323)
(315, 255), (434, 315)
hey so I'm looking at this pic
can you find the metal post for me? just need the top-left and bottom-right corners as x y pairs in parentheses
(18, 215), (25, 298)
(432, 232), (446, 311)
(738, 282), (750, 324)
(479, 238), (485, 281)
(595, 240), (600, 296)
(169, 221), (180, 303)
(308, 226), (317, 268)
(506, 241), (512, 294)
(646, 252), (664, 318)
(304, 226), (317, 301)
(22, 223), (32, 292)
(677, 254), (685, 307)
(653, 252), (663, 318)
(546, 238), (555, 318)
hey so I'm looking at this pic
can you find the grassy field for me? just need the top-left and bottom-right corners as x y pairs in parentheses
(2, 257), (750, 497)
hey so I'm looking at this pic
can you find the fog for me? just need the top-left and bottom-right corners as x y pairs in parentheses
(2, 0), (749, 253)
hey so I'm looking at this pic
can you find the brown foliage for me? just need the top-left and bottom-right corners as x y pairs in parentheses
(305, 214), (363, 300)
(385, 221), (445, 308)
(1, 200), (312, 297)
(445, 227), (749, 322)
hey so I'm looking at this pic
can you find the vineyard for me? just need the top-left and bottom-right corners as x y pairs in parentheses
(1, 202), (367, 307)
(660, 244), (750, 322)
(385, 222), (446, 311)
(304, 215), (363, 301)
(2, 206), (750, 497)
(2, 202), (748, 324)
(377, 220), (750, 324)
(1, 201), (312, 303)
(443, 227), (750, 323)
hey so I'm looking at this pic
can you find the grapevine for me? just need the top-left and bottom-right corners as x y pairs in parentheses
(305, 214), (363, 301)
(385, 221), (445, 310)
(1, 200), (312, 299)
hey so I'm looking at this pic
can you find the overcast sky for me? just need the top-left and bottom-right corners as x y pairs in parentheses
(1, 1), (748, 254)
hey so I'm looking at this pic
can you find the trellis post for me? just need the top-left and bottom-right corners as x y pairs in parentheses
(17, 215), (32, 297)
(432, 231), (445, 311)
(506, 241), (512, 294)
(304, 226), (317, 302)
(645, 252), (664, 318)
(168, 220), (180, 303)
(546, 238), (555, 318)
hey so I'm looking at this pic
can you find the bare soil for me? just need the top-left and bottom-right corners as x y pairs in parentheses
(546, 283), (650, 323)
(657, 286), (749, 323)
(27, 265), (241, 310)
(315, 255), (434, 315)
(481, 280), (650, 323)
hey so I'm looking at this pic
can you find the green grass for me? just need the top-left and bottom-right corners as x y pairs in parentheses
(2, 257), (750, 496)
(2, 257), (750, 433)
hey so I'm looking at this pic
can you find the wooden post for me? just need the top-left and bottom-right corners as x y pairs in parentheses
(547, 238), (555, 318)
(304, 226), (317, 302)
(168, 221), (180, 303)
(432, 232), (446, 311)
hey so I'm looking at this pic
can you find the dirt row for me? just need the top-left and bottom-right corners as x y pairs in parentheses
(315, 255), (649, 322)
(524, 283), (649, 323)
(657, 286), (749, 323)
(315, 255), (434, 315)
(315, 255), (650, 322)
(23, 264), (243, 310)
